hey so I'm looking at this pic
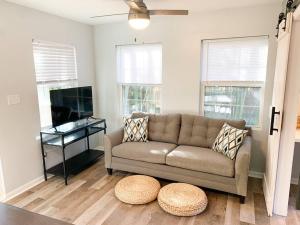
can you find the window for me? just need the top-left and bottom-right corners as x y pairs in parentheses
(117, 44), (162, 115)
(201, 37), (269, 127)
(33, 40), (78, 127)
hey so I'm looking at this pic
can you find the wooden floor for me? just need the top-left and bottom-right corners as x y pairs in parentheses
(6, 158), (300, 225)
(0, 203), (71, 225)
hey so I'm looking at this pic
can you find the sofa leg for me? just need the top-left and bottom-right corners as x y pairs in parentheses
(107, 168), (112, 175)
(240, 196), (246, 204)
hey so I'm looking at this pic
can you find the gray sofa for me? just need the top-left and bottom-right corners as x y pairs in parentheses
(104, 113), (252, 202)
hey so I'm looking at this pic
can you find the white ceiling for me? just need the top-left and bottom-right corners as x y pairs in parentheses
(6, 0), (280, 25)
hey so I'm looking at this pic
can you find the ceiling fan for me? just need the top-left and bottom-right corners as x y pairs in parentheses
(91, 0), (189, 30)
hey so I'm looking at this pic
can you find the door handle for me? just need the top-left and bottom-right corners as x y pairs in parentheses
(270, 106), (281, 135)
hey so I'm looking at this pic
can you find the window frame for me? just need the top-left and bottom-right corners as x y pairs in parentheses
(199, 36), (268, 129)
(116, 43), (163, 117)
(200, 80), (265, 129)
(119, 83), (163, 117)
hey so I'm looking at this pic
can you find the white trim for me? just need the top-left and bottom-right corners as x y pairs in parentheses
(249, 171), (264, 179)
(290, 177), (299, 185)
(94, 145), (104, 151)
(1, 175), (52, 203)
(248, 171), (299, 185)
(201, 81), (265, 87)
(33, 39), (76, 48)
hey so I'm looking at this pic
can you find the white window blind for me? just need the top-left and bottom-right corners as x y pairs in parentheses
(201, 37), (269, 82)
(117, 44), (162, 84)
(33, 40), (78, 83)
(33, 40), (78, 127)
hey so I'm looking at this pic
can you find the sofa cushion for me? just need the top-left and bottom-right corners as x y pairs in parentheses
(166, 145), (235, 177)
(132, 113), (181, 144)
(112, 141), (177, 164)
(178, 114), (246, 148)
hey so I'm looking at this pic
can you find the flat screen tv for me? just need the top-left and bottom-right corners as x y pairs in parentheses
(50, 86), (93, 127)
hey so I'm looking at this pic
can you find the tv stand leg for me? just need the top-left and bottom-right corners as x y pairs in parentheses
(61, 143), (68, 185)
(107, 168), (112, 175)
(40, 133), (47, 181)
(240, 196), (245, 204)
(87, 135), (90, 150)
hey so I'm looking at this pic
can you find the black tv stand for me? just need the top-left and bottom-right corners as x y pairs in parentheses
(40, 118), (106, 185)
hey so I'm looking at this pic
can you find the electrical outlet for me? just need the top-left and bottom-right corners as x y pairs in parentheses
(7, 94), (21, 105)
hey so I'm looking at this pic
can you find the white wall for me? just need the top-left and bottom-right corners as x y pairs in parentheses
(94, 4), (281, 174)
(0, 159), (5, 200)
(0, 1), (96, 196)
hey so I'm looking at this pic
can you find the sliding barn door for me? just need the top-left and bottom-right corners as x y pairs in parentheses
(263, 13), (293, 216)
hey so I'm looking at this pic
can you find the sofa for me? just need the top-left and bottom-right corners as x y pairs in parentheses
(104, 113), (252, 203)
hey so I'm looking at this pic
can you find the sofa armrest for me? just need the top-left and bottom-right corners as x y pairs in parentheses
(104, 128), (124, 168)
(235, 136), (252, 196)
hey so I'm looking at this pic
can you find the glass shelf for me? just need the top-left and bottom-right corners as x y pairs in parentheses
(43, 127), (105, 147)
(41, 118), (105, 136)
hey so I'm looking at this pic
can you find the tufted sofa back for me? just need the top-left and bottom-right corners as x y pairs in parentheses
(131, 113), (181, 144)
(178, 114), (246, 148)
(131, 113), (247, 147)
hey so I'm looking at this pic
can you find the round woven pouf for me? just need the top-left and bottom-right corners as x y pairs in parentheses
(158, 183), (208, 217)
(115, 175), (161, 205)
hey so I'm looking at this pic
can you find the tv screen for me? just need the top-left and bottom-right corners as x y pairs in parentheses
(50, 86), (93, 127)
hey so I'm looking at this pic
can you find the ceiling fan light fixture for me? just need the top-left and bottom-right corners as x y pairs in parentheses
(91, 0), (188, 29)
(128, 11), (150, 30)
(129, 18), (150, 29)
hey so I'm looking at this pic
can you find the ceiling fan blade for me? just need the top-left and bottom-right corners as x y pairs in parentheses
(149, 10), (189, 16)
(124, 0), (147, 13)
(90, 13), (128, 19)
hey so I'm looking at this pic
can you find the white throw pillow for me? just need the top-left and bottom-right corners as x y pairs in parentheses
(122, 116), (149, 143)
(212, 123), (248, 160)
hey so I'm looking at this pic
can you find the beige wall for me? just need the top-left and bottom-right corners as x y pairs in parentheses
(0, 1), (96, 195)
(94, 4), (281, 174)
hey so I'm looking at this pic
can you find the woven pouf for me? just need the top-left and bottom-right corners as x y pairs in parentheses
(115, 175), (161, 204)
(158, 183), (208, 216)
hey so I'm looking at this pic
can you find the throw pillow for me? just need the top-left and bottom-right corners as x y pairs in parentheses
(122, 116), (149, 143)
(212, 123), (248, 160)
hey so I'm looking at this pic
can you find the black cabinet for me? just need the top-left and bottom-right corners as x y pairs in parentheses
(40, 118), (106, 185)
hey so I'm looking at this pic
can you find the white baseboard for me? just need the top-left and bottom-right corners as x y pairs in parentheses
(249, 171), (264, 179)
(291, 177), (299, 185)
(248, 170), (299, 185)
(2, 175), (50, 202)
(95, 146), (104, 151)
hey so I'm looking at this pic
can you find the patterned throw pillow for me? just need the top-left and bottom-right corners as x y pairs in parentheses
(122, 117), (149, 143)
(212, 123), (248, 160)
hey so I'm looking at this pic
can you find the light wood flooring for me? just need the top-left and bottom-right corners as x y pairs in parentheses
(6, 158), (300, 225)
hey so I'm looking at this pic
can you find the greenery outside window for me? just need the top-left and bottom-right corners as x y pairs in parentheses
(117, 44), (162, 116)
(121, 85), (161, 115)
